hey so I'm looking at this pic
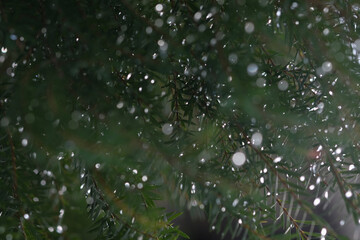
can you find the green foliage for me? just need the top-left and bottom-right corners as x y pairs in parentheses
(1, 0), (360, 239)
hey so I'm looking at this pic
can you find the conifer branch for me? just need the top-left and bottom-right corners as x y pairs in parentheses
(7, 128), (27, 239)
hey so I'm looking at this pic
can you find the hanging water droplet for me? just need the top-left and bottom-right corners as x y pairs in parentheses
(244, 22), (255, 34)
(194, 12), (202, 21)
(155, 4), (163, 12)
(162, 123), (173, 135)
(232, 198), (239, 207)
(256, 78), (266, 87)
(56, 225), (63, 234)
(251, 132), (263, 147)
(335, 147), (342, 154)
(273, 156), (282, 163)
(322, 61), (332, 73)
(278, 80), (288, 91)
(247, 63), (258, 76)
(228, 53), (238, 64)
(313, 198), (321, 206)
(116, 101), (124, 109)
(354, 39), (360, 50)
(260, 177), (264, 184)
(345, 190), (352, 198)
(321, 228), (327, 236)
(21, 139), (28, 147)
(231, 152), (246, 167)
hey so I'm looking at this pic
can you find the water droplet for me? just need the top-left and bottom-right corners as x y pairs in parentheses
(299, 176), (305, 182)
(231, 152), (246, 167)
(155, 19), (164, 28)
(21, 139), (28, 147)
(323, 28), (330, 36)
(86, 197), (94, 204)
(146, 26), (153, 34)
(232, 198), (239, 207)
(247, 63), (258, 76)
(322, 61), (332, 73)
(345, 190), (352, 198)
(349, 164), (355, 171)
(335, 147), (342, 154)
(194, 12), (202, 21)
(137, 183), (143, 189)
(340, 220), (345, 226)
(238, 219), (243, 224)
(256, 78), (266, 87)
(56, 225), (63, 234)
(260, 177), (264, 184)
(354, 39), (360, 51)
(228, 53), (238, 64)
(313, 198), (321, 206)
(155, 4), (163, 12)
(251, 132), (263, 147)
(24, 213), (29, 220)
(116, 101), (124, 109)
(142, 175), (148, 182)
(273, 156), (282, 163)
(244, 22), (255, 34)
(278, 80), (288, 91)
(116, 33), (125, 44)
(162, 123), (173, 135)
(321, 228), (327, 236)
(290, 2), (298, 9)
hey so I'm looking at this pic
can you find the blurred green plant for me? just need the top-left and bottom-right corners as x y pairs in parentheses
(1, 0), (360, 239)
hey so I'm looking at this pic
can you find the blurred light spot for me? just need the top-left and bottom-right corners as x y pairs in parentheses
(247, 63), (258, 76)
(244, 22), (255, 34)
(251, 132), (263, 147)
(313, 198), (321, 206)
(232, 152), (246, 167)
(278, 80), (288, 91)
(21, 139), (28, 147)
(345, 190), (352, 198)
(155, 4), (163, 12)
(162, 123), (173, 135)
(56, 225), (63, 234)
